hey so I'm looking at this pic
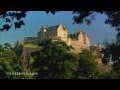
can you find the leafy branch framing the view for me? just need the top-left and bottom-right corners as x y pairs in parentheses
(0, 11), (120, 31)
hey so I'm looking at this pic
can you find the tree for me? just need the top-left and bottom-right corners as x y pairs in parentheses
(31, 39), (79, 79)
(59, 52), (79, 79)
(102, 30), (120, 69)
(0, 43), (19, 79)
(0, 11), (27, 31)
(93, 63), (112, 79)
(3, 42), (12, 50)
(76, 49), (98, 79)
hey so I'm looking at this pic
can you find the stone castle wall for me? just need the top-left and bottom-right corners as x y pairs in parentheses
(68, 31), (90, 53)
(24, 37), (38, 44)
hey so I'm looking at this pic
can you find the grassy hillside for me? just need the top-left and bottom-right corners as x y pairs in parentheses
(24, 43), (39, 48)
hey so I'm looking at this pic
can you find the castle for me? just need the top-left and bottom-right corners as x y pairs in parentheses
(15, 23), (102, 63)
(24, 23), (91, 53)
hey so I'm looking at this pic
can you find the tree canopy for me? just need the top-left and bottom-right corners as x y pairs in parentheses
(76, 49), (98, 79)
(0, 43), (19, 79)
(31, 39), (98, 79)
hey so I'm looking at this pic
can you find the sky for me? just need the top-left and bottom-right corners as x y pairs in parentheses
(0, 11), (117, 47)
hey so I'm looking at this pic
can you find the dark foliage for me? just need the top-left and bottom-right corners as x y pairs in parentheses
(1, 11), (120, 31)
(0, 11), (27, 31)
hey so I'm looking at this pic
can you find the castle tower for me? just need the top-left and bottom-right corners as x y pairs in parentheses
(57, 23), (68, 42)
(77, 30), (90, 47)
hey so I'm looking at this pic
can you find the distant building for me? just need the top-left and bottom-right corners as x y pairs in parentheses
(23, 23), (101, 54)
(37, 23), (71, 45)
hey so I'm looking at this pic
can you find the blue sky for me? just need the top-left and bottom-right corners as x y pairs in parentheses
(0, 11), (117, 47)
